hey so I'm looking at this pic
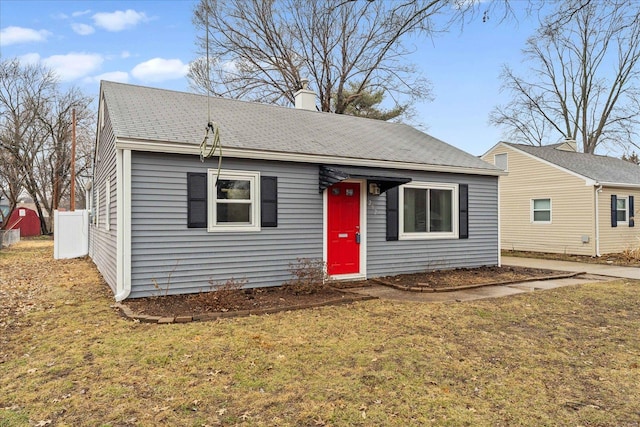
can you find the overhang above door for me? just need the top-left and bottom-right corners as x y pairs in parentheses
(319, 165), (412, 194)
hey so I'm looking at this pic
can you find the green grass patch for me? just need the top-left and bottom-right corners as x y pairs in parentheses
(1, 241), (640, 426)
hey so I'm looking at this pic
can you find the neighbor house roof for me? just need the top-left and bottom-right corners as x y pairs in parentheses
(100, 81), (502, 176)
(503, 142), (640, 186)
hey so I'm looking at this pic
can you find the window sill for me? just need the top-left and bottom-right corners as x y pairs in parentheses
(207, 224), (261, 233)
(399, 232), (458, 240)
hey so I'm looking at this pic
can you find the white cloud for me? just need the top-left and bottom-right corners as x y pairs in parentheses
(121, 50), (131, 59)
(19, 53), (41, 65)
(42, 53), (104, 81)
(131, 58), (189, 83)
(72, 9), (92, 17)
(92, 9), (148, 32)
(0, 26), (51, 46)
(87, 71), (129, 84)
(71, 23), (95, 35)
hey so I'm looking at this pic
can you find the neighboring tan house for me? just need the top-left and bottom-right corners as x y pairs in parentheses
(482, 141), (640, 256)
(90, 81), (504, 301)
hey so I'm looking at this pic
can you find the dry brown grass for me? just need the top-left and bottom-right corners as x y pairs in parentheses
(1, 240), (640, 426)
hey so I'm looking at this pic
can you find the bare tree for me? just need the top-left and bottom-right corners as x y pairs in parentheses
(189, 0), (444, 118)
(490, 0), (640, 153)
(0, 59), (94, 234)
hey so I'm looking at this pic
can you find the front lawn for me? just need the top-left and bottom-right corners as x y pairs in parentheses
(1, 240), (639, 426)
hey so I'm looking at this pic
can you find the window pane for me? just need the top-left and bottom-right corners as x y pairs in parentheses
(617, 210), (627, 222)
(217, 179), (251, 200)
(404, 188), (427, 232)
(217, 203), (251, 223)
(430, 189), (452, 232)
(533, 199), (550, 210)
(617, 199), (626, 210)
(533, 211), (551, 222)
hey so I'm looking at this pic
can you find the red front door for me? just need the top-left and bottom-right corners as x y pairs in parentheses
(327, 181), (361, 276)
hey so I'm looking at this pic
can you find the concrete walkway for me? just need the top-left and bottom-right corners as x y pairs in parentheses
(348, 257), (638, 303)
(502, 256), (640, 280)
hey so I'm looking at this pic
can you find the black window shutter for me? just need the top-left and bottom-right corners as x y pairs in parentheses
(187, 172), (207, 228)
(261, 176), (278, 227)
(459, 184), (469, 239)
(386, 186), (399, 241)
(611, 195), (617, 227)
(629, 195), (635, 227)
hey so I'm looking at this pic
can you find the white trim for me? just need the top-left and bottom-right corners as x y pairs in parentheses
(207, 169), (261, 232)
(398, 182), (459, 240)
(599, 181), (640, 189)
(531, 198), (552, 224)
(115, 138), (506, 177)
(615, 195), (629, 224)
(594, 185), (602, 257)
(115, 149), (131, 302)
(323, 179), (367, 281)
(497, 177), (502, 267)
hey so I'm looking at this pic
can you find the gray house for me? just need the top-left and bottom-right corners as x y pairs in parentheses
(90, 81), (504, 300)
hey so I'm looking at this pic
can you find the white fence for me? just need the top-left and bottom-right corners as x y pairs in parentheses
(54, 210), (89, 259)
(0, 229), (20, 248)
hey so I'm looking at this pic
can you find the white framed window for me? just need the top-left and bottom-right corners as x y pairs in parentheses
(399, 182), (458, 240)
(104, 179), (111, 231)
(531, 198), (551, 223)
(616, 196), (628, 223)
(494, 153), (508, 171)
(208, 169), (260, 232)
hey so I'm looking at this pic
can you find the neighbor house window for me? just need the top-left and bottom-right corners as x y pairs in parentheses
(494, 153), (508, 171)
(399, 182), (458, 239)
(532, 198), (551, 223)
(616, 196), (628, 222)
(208, 169), (260, 232)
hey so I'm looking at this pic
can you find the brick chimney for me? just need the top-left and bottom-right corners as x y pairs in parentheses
(294, 78), (316, 111)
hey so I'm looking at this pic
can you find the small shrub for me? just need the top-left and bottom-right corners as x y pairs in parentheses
(196, 277), (249, 310)
(621, 238), (640, 262)
(283, 258), (329, 295)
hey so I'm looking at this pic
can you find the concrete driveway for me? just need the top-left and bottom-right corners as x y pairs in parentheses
(349, 257), (638, 303)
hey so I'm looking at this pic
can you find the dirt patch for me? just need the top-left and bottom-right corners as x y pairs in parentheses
(121, 266), (568, 320)
(504, 250), (640, 267)
(374, 265), (576, 291)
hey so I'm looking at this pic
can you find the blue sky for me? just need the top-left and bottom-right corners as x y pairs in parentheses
(1, 0), (542, 156)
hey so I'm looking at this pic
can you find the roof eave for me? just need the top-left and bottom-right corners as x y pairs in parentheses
(597, 181), (640, 189)
(115, 137), (506, 177)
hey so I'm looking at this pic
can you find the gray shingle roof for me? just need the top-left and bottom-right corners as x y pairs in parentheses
(505, 142), (640, 185)
(101, 81), (499, 173)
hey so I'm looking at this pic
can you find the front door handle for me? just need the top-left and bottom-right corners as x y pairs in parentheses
(355, 232), (361, 244)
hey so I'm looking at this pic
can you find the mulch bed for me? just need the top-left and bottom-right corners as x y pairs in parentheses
(117, 265), (573, 323)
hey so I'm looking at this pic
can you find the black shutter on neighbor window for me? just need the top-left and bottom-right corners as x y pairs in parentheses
(187, 172), (207, 228)
(629, 195), (635, 227)
(459, 184), (469, 239)
(611, 195), (618, 227)
(261, 176), (278, 227)
(386, 186), (399, 241)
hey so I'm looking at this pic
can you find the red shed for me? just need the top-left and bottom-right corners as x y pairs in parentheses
(5, 207), (41, 237)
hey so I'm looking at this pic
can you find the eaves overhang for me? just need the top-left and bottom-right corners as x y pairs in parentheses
(115, 137), (507, 177)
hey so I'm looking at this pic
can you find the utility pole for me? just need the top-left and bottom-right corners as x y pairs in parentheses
(70, 108), (76, 211)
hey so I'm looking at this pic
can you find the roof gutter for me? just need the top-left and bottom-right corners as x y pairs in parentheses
(596, 181), (640, 189)
(114, 138), (507, 177)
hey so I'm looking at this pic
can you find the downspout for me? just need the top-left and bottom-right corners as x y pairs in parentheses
(114, 148), (132, 301)
(594, 184), (602, 257)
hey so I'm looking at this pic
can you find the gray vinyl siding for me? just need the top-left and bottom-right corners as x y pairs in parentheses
(363, 168), (499, 277)
(88, 103), (118, 292)
(127, 153), (499, 298)
(129, 152), (323, 298)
